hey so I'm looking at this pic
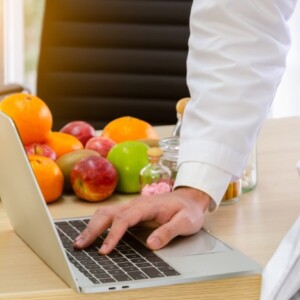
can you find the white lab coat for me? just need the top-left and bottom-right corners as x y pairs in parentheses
(173, 1), (300, 299)
(261, 215), (300, 300)
(174, 0), (298, 210)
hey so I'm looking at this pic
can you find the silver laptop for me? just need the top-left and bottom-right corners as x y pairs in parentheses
(0, 111), (261, 293)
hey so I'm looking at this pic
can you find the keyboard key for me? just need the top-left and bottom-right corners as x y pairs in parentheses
(89, 266), (107, 273)
(93, 272), (112, 280)
(127, 271), (148, 280)
(107, 269), (126, 276)
(135, 262), (152, 268)
(116, 245), (131, 251)
(69, 220), (87, 231)
(122, 266), (140, 273)
(118, 262), (135, 269)
(120, 249), (137, 255)
(158, 265), (179, 273)
(113, 274), (133, 282)
(125, 253), (142, 259)
(104, 265), (118, 271)
(130, 258), (147, 264)
(141, 267), (165, 278)
(107, 251), (123, 259)
(94, 258), (115, 266)
(88, 277), (100, 284)
(82, 270), (92, 277)
(100, 278), (116, 283)
(111, 257), (129, 264)
(162, 270), (181, 276)
(152, 261), (170, 267)
(146, 255), (167, 263)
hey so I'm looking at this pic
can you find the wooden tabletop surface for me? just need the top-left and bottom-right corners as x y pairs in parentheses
(1, 117), (300, 299)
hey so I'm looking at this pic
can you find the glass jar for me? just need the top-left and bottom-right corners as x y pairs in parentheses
(242, 146), (257, 193)
(159, 136), (253, 204)
(158, 137), (179, 186)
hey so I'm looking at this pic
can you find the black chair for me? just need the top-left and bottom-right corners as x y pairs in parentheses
(38, 0), (193, 130)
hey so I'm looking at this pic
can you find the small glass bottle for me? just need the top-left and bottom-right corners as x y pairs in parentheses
(172, 97), (190, 137)
(139, 147), (172, 196)
(242, 146), (257, 193)
(221, 179), (242, 206)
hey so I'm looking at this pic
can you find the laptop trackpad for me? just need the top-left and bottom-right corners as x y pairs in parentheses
(130, 228), (231, 257)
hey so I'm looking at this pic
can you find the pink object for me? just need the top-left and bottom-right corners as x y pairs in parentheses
(141, 182), (171, 196)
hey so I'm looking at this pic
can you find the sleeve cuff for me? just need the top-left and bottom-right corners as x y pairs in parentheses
(173, 161), (232, 212)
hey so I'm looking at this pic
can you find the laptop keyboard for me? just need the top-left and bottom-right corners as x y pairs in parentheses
(55, 219), (180, 284)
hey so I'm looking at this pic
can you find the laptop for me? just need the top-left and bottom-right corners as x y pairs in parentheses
(0, 111), (261, 293)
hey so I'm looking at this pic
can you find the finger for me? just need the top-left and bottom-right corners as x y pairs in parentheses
(146, 210), (202, 250)
(74, 208), (113, 249)
(99, 204), (160, 254)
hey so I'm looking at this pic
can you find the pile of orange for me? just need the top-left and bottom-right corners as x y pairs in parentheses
(101, 116), (158, 143)
(0, 93), (83, 203)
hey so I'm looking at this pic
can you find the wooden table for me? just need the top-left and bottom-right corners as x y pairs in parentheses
(1, 117), (300, 300)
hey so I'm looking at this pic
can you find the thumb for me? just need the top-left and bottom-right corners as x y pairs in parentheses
(146, 213), (183, 250)
(146, 209), (204, 250)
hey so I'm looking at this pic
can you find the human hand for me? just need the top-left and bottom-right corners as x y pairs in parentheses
(74, 187), (211, 254)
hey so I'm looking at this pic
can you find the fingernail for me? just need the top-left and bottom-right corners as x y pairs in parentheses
(73, 236), (83, 247)
(74, 235), (81, 242)
(148, 237), (161, 249)
(99, 243), (108, 254)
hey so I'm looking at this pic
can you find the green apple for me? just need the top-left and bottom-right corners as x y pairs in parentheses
(107, 141), (149, 193)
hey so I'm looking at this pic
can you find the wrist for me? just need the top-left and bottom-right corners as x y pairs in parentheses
(174, 186), (211, 212)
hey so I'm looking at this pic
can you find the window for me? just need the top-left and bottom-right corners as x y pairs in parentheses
(2, 0), (44, 92)
(24, 0), (45, 93)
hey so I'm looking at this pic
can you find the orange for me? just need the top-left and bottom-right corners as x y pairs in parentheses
(29, 155), (64, 203)
(44, 131), (83, 158)
(101, 116), (159, 143)
(0, 93), (52, 145)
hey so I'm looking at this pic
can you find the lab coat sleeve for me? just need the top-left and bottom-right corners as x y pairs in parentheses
(174, 0), (297, 208)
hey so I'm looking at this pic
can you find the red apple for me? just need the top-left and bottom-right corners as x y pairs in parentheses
(59, 121), (96, 146)
(25, 143), (57, 160)
(85, 136), (116, 158)
(70, 156), (118, 202)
